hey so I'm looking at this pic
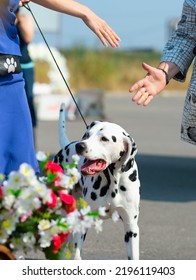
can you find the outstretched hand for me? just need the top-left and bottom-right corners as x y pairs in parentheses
(129, 62), (167, 106)
(82, 11), (120, 48)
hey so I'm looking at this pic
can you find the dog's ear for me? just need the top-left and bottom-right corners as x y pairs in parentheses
(121, 135), (137, 172)
(87, 121), (101, 130)
(82, 121), (101, 139)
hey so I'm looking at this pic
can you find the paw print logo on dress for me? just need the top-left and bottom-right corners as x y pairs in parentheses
(4, 57), (17, 73)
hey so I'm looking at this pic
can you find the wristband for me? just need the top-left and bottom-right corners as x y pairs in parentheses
(157, 68), (169, 85)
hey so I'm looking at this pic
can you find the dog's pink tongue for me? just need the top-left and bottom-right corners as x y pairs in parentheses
(81, 159), (106, 175)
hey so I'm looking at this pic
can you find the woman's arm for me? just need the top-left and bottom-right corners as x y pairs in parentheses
(129, 61), (179, 106)
(20, 0), (120, 48)
(16, 13), (34, 43)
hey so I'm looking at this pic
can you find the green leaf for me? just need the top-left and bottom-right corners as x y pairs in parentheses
(9, 189), (21, 197)
(87, 212), (99, 217)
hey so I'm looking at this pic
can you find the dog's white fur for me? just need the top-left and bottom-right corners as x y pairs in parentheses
(54, 103), (140, 260)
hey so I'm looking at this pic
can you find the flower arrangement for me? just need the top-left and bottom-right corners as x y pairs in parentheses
(0, 152), (104, 259)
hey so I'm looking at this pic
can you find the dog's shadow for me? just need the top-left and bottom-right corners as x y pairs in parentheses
(137, 154), (196, 202)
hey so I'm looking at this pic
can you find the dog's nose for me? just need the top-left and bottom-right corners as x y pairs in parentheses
(76, 142), (86, 154)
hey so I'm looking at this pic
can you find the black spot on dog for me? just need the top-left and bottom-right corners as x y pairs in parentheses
(111, 191), (116, 198)
(100, 185), (109, 197)
(112, 135), (117, 142)
(99, 169), (111, 197)
(81, 175), (84, 185)
(91, 192), (97, 201)
(93, 176), (102, 190)
(89, 121), (97, 129)
(131, 143), (137, 156)
(124, 231), (137, 243)
(64, 141), (77, 154)
(82, 132), (89, 140)
(121, 159), (134, 172)
(134, 215), (137, 219)
(119, 151), (125, 158)
(120, 185), (126, 191)
(82, 233), (87, 241)
(115, 189), (118, 194)
(108, 163), (115, 175)
(53, 149), (64, 165)
(129, 170), (137, 182)
(83, 187), (88, 197)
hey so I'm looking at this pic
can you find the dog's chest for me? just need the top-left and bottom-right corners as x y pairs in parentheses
(79, 169), (134, 212)
(79, 171), (118, 208)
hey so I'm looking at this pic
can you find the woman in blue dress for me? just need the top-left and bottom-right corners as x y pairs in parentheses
(0, 0), (120, 175)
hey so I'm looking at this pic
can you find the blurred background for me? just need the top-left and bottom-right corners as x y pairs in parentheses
(25, 0), (190, 122)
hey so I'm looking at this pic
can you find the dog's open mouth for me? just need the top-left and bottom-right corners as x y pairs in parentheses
(81, 159), (107, 175)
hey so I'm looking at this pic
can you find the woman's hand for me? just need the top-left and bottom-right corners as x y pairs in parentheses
(129, 62), (168, 106)
(82, 10), (120, 48)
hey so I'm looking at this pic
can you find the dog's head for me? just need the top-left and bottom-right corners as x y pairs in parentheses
(75, 121), (137, 175)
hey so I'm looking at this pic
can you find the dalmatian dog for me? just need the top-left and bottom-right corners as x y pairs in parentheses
(54, 103), (140, 260)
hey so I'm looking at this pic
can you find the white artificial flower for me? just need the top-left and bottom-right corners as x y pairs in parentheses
(66, 210), (81, 233)
(19, 163), (35, 179)
(15, 200), (32, 215)
(2, 218), (17, 235)
(36, 151), (47, 162)
(6, 171), (25, 189)
(2, 194), (15, 209)
(67, 167), (81, 180)
(32, 181), (50, 200)
(58, 174), (70, 188)
(80, 205), (91, 216)
(72, 154), (80, 164)
(32, 197), (42, 210)
(98, 206), (107, 217)
(80, 215), (94, 232)
(94, 219), (103, 233)
(0, 228), (9, 243)
(38, 219), (51, 232)
(38, 232), (52, 248)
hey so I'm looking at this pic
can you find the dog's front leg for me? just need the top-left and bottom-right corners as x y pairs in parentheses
(120, 210), (139, 260)
(72, 231), (87, 260)
(124, 221), (139, 260)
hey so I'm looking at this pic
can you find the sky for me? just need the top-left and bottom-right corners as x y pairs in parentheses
(29, 0), (185, 51)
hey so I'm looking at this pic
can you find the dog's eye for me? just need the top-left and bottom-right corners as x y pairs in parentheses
(101, 136), (109, 142)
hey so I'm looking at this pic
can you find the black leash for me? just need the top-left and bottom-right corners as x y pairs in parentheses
(24, 4), (88, 128)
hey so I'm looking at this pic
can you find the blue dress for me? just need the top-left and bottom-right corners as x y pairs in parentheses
(0, 0), (38, 175)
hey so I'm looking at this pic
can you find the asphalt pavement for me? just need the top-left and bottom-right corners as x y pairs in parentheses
(34, 91), (196, 260)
